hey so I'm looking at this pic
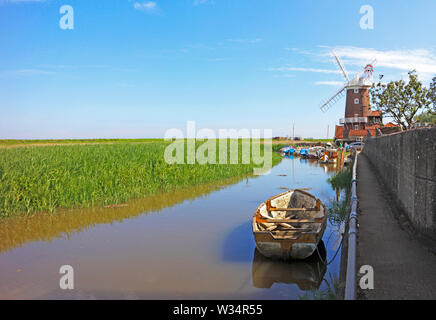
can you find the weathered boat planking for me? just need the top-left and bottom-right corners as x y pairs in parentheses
(252, 189), (327, 260)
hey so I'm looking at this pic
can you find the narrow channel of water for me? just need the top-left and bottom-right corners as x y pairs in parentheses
(0, 156), (343, 299)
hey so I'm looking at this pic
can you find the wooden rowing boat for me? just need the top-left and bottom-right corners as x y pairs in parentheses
(252, 189), (327, 260)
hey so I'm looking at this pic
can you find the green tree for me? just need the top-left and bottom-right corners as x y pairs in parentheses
(430, 75), (436, 109)
(414, 110), (436, 126)
(414, 75), (436, 126)
(370, 71), (432, 130)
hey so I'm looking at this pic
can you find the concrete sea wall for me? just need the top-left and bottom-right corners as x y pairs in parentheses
(363, 127), (436, 240)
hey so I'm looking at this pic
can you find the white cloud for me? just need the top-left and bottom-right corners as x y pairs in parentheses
(315, 81), (345, 86)
(194, 0), (214, 5)
(16, 69), (54, 74)
(204, 57), (231, 62)
(284, 48), (314, 55)
(0, 0), (43, 4)
(227, 38), (262, 44)
(134, 1), (158, 12)
(0, 69), (55, 77)
(323, 46), (436, 82)
(276, 45), (436, 83)
(3, 0), (43, 2)
(268, 66), (341, 75)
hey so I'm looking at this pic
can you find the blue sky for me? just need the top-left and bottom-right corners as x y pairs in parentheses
(1, 0), (435, 139)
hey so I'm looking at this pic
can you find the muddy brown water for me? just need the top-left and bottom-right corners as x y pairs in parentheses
(0, 156), (344, 299)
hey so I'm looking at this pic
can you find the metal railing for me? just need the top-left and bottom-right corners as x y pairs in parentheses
(339, 117), (368, 124)
(345, 151), (358, 300)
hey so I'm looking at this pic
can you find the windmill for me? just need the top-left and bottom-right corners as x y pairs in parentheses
(320, 52), (376, 113)
(319, 52), (379, 142)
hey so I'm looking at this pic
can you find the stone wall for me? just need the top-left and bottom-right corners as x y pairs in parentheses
(363, 127), (436, 240)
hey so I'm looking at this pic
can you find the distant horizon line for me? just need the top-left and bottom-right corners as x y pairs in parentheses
(0, 137), (333, 141)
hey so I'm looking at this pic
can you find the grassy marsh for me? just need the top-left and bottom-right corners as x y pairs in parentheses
(0, 141), (280, 217)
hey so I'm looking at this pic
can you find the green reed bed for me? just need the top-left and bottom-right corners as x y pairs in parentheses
(272, 143), (288, 152)
(328, 166), (352, 191)
(0, 141), (280, 217)
(0, 138), (164, 147)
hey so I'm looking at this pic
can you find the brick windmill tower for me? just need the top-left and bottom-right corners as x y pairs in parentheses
(320, 52), (382, 143)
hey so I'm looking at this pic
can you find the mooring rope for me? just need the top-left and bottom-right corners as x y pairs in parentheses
(316, 234), (344, 266)
(326, 238), (343, 265)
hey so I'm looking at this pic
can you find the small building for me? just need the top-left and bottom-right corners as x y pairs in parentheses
(375, 122), (402, 136)
(334, 126), (344, 141)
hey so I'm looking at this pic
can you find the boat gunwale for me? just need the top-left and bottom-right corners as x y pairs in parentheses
(252, 189), (327, 238)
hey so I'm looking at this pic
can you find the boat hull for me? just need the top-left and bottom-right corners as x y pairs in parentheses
(253, 221), (326, 260)
(252, 190), (327, 260)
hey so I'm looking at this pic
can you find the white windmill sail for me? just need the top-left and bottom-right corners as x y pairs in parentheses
(319, 53), (376, 113)
(319, 52), (350, 112)
(320, 85), (347, 112)
(332, 51), (350, 82)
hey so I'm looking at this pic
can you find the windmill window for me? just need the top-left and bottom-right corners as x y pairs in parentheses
(354, 89), (359, 94)
(354, 98), (359, 104)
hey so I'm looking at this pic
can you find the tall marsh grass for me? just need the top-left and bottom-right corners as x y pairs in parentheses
(328, 166), (352, 191)
(0, 141), (280, 217)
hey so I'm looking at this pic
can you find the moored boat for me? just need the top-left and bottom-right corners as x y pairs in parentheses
(280, 146), (295, 155)
(299, 149), (309, 158)
(252, 189), (327, 260)
(319, 148), (338, 164)
(308, 146), (325, 159)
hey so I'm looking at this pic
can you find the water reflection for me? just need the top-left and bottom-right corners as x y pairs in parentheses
(221, 222), (254, 263)
(251, 241), (327, 291)
(0, 176), (244, 254)
(0, 156), (342, 300)
(282, 154), (336, 174)
(319, 164), (337, 174)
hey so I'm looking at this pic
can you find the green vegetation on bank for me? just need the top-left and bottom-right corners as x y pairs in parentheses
(272, 143), (288, 152)
(327, 196), (348, 228)
(302, 139), (334, 142)
(327, 165), (352, 225)
(0, 141), (281, 217)
(0, 138), (164, 147)
(1, 138), (335, 150)
(298, 274), (339, 300)
(328, 166), (352, 191)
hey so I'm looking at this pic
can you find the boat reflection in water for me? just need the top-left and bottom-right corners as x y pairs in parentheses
(319, 163), (337, 174)
(252, 241), (327, 291)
